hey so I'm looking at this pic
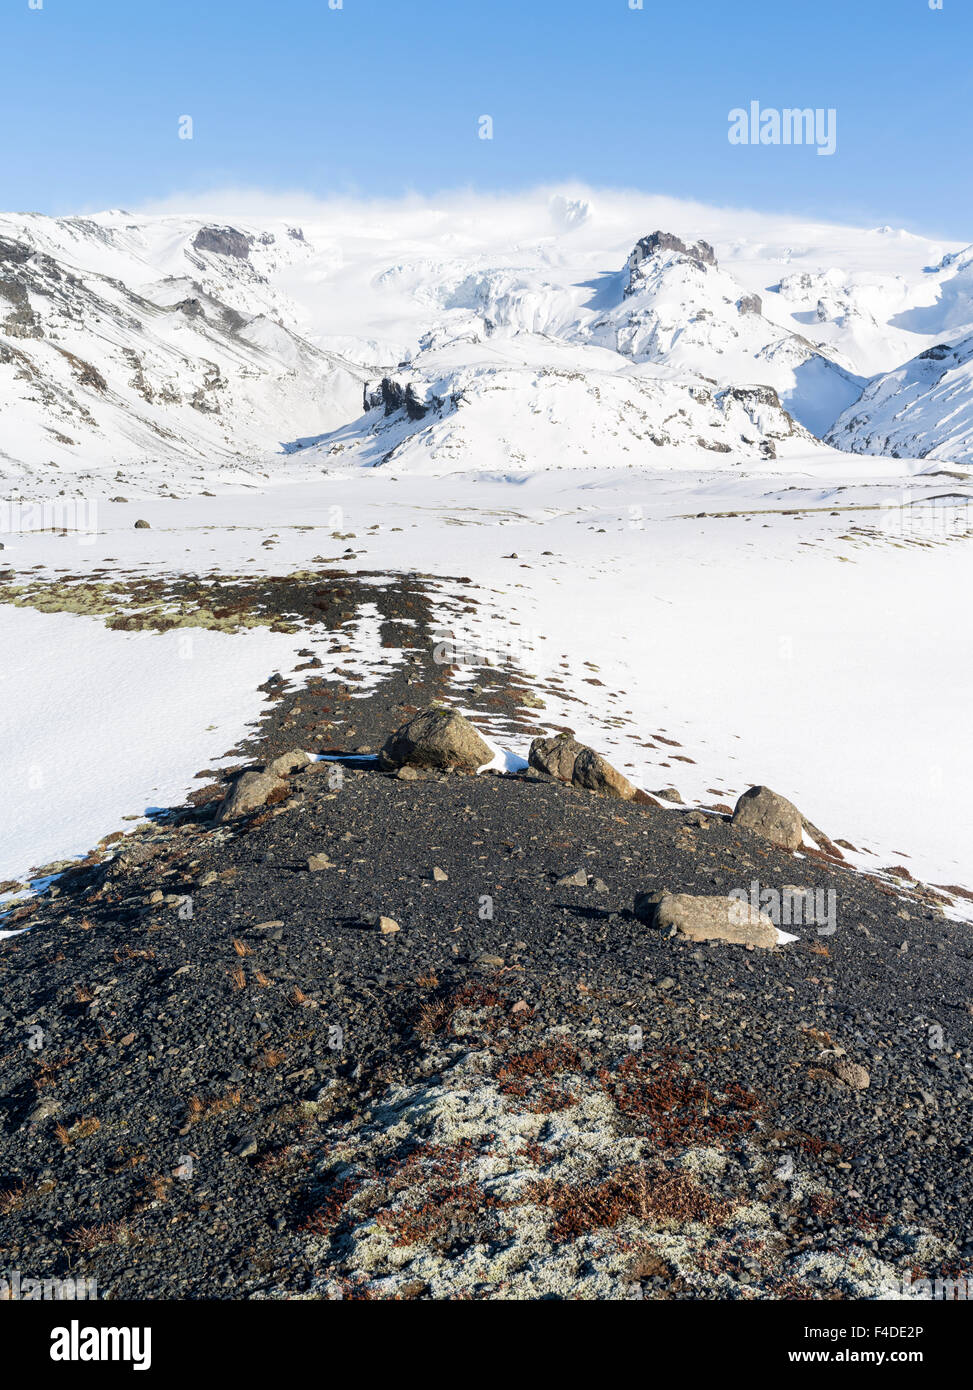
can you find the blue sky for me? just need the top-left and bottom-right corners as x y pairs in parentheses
(3, 0), (970, 236)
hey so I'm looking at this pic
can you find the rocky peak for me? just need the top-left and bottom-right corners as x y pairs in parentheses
(192, 226), (252, 260)
(625, 231), (717, 295)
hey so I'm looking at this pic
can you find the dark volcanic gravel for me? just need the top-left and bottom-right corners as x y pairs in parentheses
(0, 571), (970, 1299)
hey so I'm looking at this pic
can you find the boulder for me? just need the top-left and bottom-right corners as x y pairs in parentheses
(571, 747), (637, 801)
(266, 749), (311, 778)
(635, 891), (778, 949)
(529, 732), (639, 801)
(528, 732), (585, 782)
(731, 785), (803, 851)
(216, 769), (285, 821)
(378, 707), (492, 772)
(134, 519), (150, 529)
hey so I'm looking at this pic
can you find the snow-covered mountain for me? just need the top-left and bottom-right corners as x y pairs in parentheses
(828, 334), (973, 464)
(0, 214), (368, 493)
(2, 194), (973, 491)
(826, 247), (973, 464)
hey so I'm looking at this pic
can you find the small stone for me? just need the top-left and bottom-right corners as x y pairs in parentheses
(376, 916), (400, 935)
(307, 853), (334, 872)
(556, 868), (588, 888)
(27, 1097), (60, 1125)
(474, 953), (505, 967)
(431, 866), (448, 882)
(656, 787), (685, 804)
(828, 1058), (870, 1090)
(395, 765), (419, 781)
(232, 1134), (258, 1158)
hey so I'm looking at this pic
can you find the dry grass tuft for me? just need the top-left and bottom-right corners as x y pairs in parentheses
(529, 1163), (731, 1241)
(599, 1052), (761, 1150)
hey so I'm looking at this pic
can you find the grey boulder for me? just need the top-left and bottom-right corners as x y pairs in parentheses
(635, 891), (778, 949)
(378, 707), (493, 772)
(731, 785), (804, 851)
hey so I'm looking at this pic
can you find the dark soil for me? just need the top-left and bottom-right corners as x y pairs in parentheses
(1, 572), (970, 1299)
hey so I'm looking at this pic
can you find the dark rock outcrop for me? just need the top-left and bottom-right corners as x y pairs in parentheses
(192, 226), (252, 260)
(625, 232), (717, 294)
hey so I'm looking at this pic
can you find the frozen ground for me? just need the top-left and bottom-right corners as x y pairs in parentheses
(0, 608), (313, 887)
(1, 461), (970, 909)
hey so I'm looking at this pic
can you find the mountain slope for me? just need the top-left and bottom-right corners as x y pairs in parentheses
(2, 197), (972, 489)
(0, 218), (368, 493)
(827, 332), (973, 464)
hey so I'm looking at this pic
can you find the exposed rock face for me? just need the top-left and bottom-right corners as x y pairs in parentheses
(737, 293), (763, 316)
(0, 275), (43, 339)
(378, 707), (493, 772)
(217, 769), (286, 821)
(571, 747), (637, 801)
(528, 733), (585, 782)
(718, 383), (795, 435)
(731, 786), (804, 851)
(378, 377), (430, 420)
(0, 236), (32, 266)
(380, 377), (406, 415)
(625, 232), (717, 293)
(635, 891), (778, 949)
(192, 226), (252, 260)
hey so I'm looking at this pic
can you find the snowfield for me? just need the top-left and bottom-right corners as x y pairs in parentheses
(1, 188), (972, 908)
(1, 466), (971, 909)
